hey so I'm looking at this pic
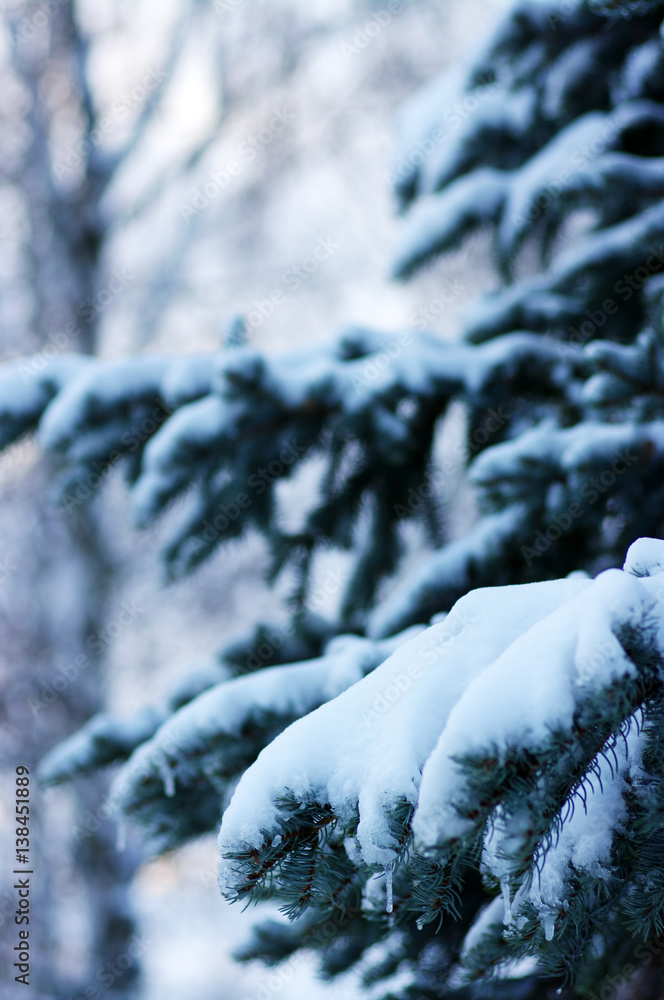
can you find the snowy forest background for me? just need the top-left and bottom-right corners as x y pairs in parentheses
(0, 2), (506, 998)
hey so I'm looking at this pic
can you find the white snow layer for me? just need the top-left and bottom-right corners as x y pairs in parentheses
(110, 629), (423, 813)
(526, 722), (642, 941)
(0, 354), (93, 426)
(469, 717), (644, 949)
(126, 329), (569, 528)
(218, 538), (664, 901)
(218, 575), (591, 881)
(461, 895), (505, 958)
(393, 101), (664, 277)
(38, 356), (172, 451)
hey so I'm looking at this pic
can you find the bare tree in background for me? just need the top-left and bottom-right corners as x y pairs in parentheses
(0, 2), (224, 994)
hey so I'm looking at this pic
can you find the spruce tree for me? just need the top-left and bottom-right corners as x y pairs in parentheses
(3, 0), (664, 996)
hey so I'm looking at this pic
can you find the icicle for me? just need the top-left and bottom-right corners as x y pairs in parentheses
(543, 915), (556, 942)
(116, 818), (127, 852)
(501, 876), (512, 925)
(416, 916), (425, 931)
(159, 758), (176, 797)
(385, 865), (394, 914)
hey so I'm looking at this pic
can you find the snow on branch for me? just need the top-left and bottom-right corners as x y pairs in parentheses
(0, 328), (575, 608)
(393, 101), (664, 282)
(218, 575), (590, 883)
(367, 506), (530, 638)
(217, 539), (664, 964)
(104, 629), (422, 852)
(0, 354), (93, 449)
(367, 419), (664, 636)
(391, 169), (506, 280)
(39, 708), (166, 785)
(464, 199), (664, 343)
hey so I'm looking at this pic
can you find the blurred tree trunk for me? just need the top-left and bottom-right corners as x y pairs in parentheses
(0, 3), (138, 995)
